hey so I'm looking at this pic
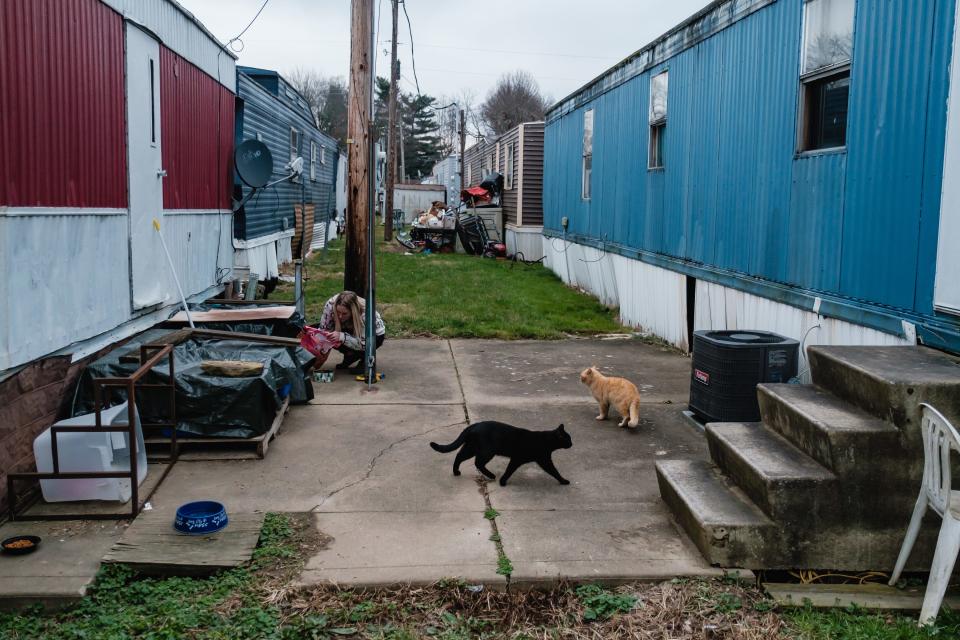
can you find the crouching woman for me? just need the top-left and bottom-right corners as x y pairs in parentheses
(315, 291), (385, 372)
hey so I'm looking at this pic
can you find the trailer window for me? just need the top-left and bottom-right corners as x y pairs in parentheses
(505, 142), (515, 190)
(311, 141), (317, 181)
(582, 109), (593, 200)
(649, 71), (668, 169)
(798, 0), (854, 151)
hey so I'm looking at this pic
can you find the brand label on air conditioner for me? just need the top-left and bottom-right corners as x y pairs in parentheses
(694, 369), (710, 385)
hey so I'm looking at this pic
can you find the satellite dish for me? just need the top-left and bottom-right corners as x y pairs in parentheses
(235, 139), (273, 188)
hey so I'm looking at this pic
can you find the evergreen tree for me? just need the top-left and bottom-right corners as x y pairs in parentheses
(400, 93), (442, 180)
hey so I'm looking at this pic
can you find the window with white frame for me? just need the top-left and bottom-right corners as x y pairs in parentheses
(648, 71), (668, 169)
(798, 0), (854, 151)
(290, 127), (300, 162)
(321, 145), (327, 165)
(582, 109), (593, 199)
(311, 141), (317, 181)
(505, 142), (515, 190)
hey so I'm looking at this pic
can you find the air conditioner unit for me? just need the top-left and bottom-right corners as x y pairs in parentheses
(688, 330), (799, 423)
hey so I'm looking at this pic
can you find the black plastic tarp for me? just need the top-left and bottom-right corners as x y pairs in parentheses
(70, 329), (314, 439)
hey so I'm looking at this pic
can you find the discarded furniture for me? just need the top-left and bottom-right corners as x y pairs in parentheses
(888, 403), (960, 627)
(7, 343), (177, 521)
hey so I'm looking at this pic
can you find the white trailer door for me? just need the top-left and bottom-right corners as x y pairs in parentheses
(125, 23), (170, 309)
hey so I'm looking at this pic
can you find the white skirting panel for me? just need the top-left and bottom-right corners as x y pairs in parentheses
(543, 237), (911, 371)
(234, 236), (293, 280)
(505, 225), (544, 261)
(310, 219), (338, 252)
(542, 236), (689, 350)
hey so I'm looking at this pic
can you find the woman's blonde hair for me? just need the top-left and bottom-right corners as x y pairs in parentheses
(334, 291), (365, 335)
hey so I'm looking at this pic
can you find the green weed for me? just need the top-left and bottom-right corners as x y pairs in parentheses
(574, 584), (638, 621)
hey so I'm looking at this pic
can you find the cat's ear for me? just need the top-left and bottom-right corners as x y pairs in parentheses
(557, 423), (565, 432)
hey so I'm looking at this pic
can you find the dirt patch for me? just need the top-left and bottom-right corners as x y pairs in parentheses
(277, 577), (786, 639)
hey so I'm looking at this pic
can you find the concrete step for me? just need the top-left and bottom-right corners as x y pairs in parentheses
(655, 459), (781, 568)
(757, 383), (904, 477)
(705, 422), (836, 525)
(807, 346), (960, 441)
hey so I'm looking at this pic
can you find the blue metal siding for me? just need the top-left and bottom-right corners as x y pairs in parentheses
(235, 72), (339, 241)
(543, 0), (957, 341)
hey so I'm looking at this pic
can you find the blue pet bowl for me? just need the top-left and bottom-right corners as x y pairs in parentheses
(174, 501), (228, 535)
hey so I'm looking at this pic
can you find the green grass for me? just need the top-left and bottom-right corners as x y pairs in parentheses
(288, 240), (622, 339)
(0, 513), (301, 640)
(784, 604), (960, 639)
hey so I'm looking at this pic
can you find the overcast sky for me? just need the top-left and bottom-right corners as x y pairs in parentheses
(181, 0), (710, 104)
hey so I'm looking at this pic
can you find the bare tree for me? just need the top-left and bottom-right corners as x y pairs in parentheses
(480, 71), (550, 136)
(287, 68), (349, 145)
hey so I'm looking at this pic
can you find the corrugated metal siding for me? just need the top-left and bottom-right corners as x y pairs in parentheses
(498, 128), (520, 225)
(163, 211), (232, 296)
(463, 141), (488, 186)
(161, 46), (234, 210)
(0, 0), (127, 207)
(841, 0), (955, 310)
(543, 0), (957, 333)
(101, 0), (236, 91)
(0, 214), (130, 370)
(235, 71), (339, 241)
(521, 122), (545, 226)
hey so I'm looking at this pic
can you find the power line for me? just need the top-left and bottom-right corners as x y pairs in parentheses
(400, 0), (420, 96)
(227, 0), (272, 48)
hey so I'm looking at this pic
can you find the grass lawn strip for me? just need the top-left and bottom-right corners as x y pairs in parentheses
(2, 514), (959, 638)
(281, 240), (623, 340)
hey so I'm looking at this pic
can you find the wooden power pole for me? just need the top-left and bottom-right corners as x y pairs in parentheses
(383, 0), (399, 241)
(344, 0), (374, 294)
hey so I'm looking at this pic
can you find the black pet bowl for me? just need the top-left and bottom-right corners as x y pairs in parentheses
(1, 535), (41, 556)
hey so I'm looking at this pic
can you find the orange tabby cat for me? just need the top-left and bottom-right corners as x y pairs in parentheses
(579, 366), (641, 428)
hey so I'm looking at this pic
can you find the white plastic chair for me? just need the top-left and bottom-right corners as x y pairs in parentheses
(889, 403), (960, 626)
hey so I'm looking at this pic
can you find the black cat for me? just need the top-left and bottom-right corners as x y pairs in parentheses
(430, 421), (573, 486)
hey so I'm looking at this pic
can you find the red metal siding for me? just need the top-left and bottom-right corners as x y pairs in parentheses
(160, 47), (234, 210)
(0, 0), (127, 207)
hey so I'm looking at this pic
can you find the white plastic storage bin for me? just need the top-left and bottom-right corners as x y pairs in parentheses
(33, 401), (148, 503)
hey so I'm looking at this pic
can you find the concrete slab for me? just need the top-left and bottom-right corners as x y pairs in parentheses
(473, 403), (707, 511)
(297, 511), (502, 588)
(312, 338), (462, 405)
(148, 403), (467, 515)
(0, 520), (124, 610)
(451, 338), (691, 407)
(501, 508), (721, 587)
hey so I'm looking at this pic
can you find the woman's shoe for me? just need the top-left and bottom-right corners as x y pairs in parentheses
(336, 359), (360, 370)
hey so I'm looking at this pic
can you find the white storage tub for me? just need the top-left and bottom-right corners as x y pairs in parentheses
(33, 401), (148, 503)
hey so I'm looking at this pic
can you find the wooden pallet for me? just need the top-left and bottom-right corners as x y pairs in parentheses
(146, 397), (289, 461)
(103, 511), (265, 576)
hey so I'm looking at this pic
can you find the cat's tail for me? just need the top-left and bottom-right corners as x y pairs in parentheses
(430, 433), (465, 453)
(628, 398), (641, 428)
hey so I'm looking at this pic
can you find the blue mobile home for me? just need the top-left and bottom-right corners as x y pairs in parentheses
(543, 0), (960, 358)
(234, 66), (340, 281)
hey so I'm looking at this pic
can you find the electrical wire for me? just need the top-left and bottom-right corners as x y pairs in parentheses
(400, 0), (420, 96)
(212, 0), (275, 285)
(227, 0), (272, 47)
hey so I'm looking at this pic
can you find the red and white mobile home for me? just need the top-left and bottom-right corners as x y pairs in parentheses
(0, 0), (237, 507)
(0, 0), (237, 371)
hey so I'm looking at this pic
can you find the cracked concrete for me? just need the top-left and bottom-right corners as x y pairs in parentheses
(152, 337), (720, 589)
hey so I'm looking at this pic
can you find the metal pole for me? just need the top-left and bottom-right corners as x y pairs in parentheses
(153, 218), (195, 328)
(365, 0), (377, 388)
(384, 0), (399, 241)
(294, 259), (304, 318)
(459, 109), (466, 201)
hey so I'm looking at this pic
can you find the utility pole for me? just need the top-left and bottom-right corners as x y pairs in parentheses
(459, 108), (466, 196)
(399, 123), (406, 183)
(383, 0), (399, 241)
(344, 0), (374, 294)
